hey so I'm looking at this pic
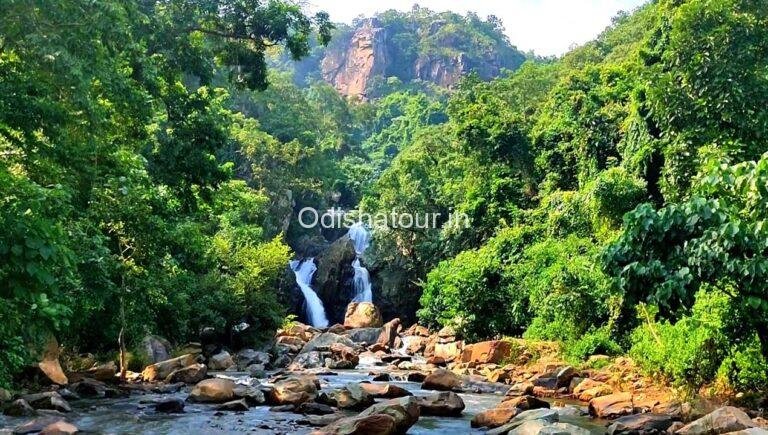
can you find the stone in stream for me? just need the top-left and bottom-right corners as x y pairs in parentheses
(506, 382), (535, 397)
(500, 395), (550, 411)
(207, 351), (235, 371)
(370, 372), (390, 382)
(329, 342), (360, 367)
(268, 376), (318, 406)
(70, 378), (111, 397)
(514, 421), (590, 435)
(154, 398), (185, 413)
(472, 406), (520, 428)
(588, 392), (633, 419)
(246, 363), (267, 378)
(140, 335), (172, 364)
(235, 349), (271, 370)
(344, 302), (384, 329)
(23, 392), (71, 413)
(312, 413), (398, 435)
(554, 366), (576, 389)
(233, 384), (266, 405)
(188, 378), (235, 403)
(301, 333), (356, 354)
(676, 406), (756, 434)
(83, 361), (117, 382)
(356, 396), (421, 434)
(40, 420), (79, 435)
(359, 382), (412, 398)
(215, 399), (249, 412)
(165, 363), (207, 384)
(141, 354), (198, 382)
(571, 378), (612, 401)
(345, 328), (383, 345)
(334, 383), (375, 411)
(3, 399), (36, 417)
(607, 413), (677, 434)
(13, 416), (66, 435)
(486, 408), (560, 435)
(376, 318), (401, 348)
(416, 391), (465, 417)
(421, 369), (462, 391)
(406, 372), (427, 382)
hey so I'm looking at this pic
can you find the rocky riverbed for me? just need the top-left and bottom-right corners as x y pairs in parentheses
(1, 303), (766, 434)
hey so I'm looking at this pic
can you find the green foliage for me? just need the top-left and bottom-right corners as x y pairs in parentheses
(563, 326), (623, 363)
(717, 338), (768, 394)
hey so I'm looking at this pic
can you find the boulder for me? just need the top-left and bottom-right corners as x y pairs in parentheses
(402, 324), (431, 337)
(432, 341), (464, 362)
(501, 395), (550, 411)
(12, 416), (65, 434)
(461, 340), (513, 364)
(677, 406), (756, 435)
(589, 392), (633, 419)
(154, 398), (185, 413)
(247, 364), (267, 378)
(571, 378), (612, 401)
(40, 421), (78, 435)
(421, 369), (462, 391)
(330, 343), (360, 367)
(298, 402), (336, 415)
(416, 391), (465, 416)
(607, 413), (676, 434)
(84, 361), (116, 382)
(472, 406), (520, 428)
(345, 328), (384, 345)
(141, 354), (198, 382)
(233, 384), (266, 406)
(357, 396), (421, 434)
(359, 383), (412, 398)
(334, 383), (375, 411)
(36, 337), (68, 386)
(312, 413), (397, 435)
(277, 322), (318, 343)
(140, 335), (172, 364)
(519, 422), (590, 435)
(486, 408), (560, 435)
(290, 351), (326, 370)
(70, 378), (111, 398)
(376, 319), (401, 348)
(207, 351), (235, 371)
(403, 336), (428, 355)
(188, 378), (235, 403)
(554, 366), (576, 389)
(235, 349), (271, 370)
(268, 376), (318, 406)
(344, 302), (383, 328)
(301, 333), (356, 354)
(506, 382), (535, 397)
(23, 392), (71, 413)
(165, 363), (207, 384)
(4, 399), (36, 417)
(216, 399), (249, 412)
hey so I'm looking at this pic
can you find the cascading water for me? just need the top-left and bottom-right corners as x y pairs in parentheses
(289, 258), (329, 328)
(348, 222), (373, 302)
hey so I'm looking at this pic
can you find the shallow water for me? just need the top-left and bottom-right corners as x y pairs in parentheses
(0, 368), (607, 434)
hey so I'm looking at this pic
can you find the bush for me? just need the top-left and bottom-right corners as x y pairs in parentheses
(717, 338), (768, 394)
(588, 167), (646, 227)
(563, 326), (623, 363)
(629, 290), (730, 388)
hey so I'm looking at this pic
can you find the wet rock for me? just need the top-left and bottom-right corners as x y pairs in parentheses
(12, 416), (64, 434)
(83, 361), (116, 382)
(290, 351), (326, 370)
(571, 378), (613, 401)
(188, 378), (235, 403)
(461, 340), (513, 364)
(506, 382), (535, 397)
(207, 351), (235, 371)
(589, 392), (633, 419)
(268, 376), (318, 406)
(329, 343), (360, 367)
(141, 354), (198, 382)
(23, 392), (71, 413)
(56, 390), (79, 402)
(406, 372), (427, 382)
(376, 319), (401, 348)
(725, 429), (768, 435)
(472, 406), (520, 428)
(554, 366), (576, 389)
(403, 336), (429, 355)
(298, 402), (336, 415)
(4, 399), (36, 417)
(371, 373), (390, 381)
(152, 382), (185, 394)
(316, 392), (338, 407)
(312, 413), (397, 435)
(359, 383), (412, 398)
(501, 395), (550, 411)
(272, 353), (293, 369)
(334, 383), (374, 411)
(154, 398), (185, 413)
(215, 399), (249, 412)
(514, 421), (590, 435)
(247, 364), (267, 378)
(301, 333), (356, 354)
(607, 413), (676, 434)
(416, 391), (465, 417)
(421, 369), (462, 391)
(233, 384), (266, 405)
(677, 406), (756, 435)
(345, 328), (384, 345)
(165, 363), (207, 384)
(40, 420), (78, 435)
(357, 396), (421, 434)
(235, 349), (270, 370)
(270, 404), (296, 412)
(486, 408), (559, 435)
(140, 335), (172, 364)
(308, 413), (346, 427)
(343, 302), (383, 328)
(70, 378), (110, 397)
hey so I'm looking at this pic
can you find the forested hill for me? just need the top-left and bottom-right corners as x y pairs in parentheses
(280, 6), (528, 97)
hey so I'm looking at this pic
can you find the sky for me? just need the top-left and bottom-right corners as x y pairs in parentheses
(305, 0), (649, 57)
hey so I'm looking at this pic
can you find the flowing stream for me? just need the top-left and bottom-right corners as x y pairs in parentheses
(289, 258), (329, 328)
(347, 222), (373, 302)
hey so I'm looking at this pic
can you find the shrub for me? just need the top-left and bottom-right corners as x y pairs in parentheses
(563, 326), (623, 363)
(717, 338), (768, 394)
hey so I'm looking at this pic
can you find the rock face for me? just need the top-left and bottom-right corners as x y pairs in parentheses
(344, 302), (383, 328)
(313, 236), (358, 324)
(319, 16), (525, 98)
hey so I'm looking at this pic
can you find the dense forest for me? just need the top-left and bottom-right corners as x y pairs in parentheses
(2, 0), (768, 407)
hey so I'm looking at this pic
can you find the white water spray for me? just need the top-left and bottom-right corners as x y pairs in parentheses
(347, 222), (373, 302)
(289, 258), (329, 328)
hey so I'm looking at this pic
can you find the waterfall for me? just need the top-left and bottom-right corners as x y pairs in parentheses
(289, 258), (329, 328)
(348, 222), (373, 302)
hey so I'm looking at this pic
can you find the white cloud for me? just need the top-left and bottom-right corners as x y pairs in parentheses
(305, 0), (648, 56)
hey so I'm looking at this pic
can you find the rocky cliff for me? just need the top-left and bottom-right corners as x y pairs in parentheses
(318, 11), (526, 97)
